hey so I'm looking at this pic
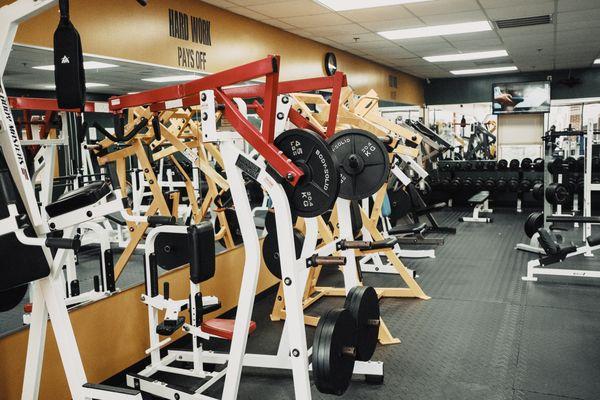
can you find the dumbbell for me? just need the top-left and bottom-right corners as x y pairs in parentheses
(519, 179), (532, 192)
(576, 156), (585, 172)
(532, 181), (544, 201)
(548, 156), (577, 174)
(521, 158), (533, 170)
(484, 178), (496, 191)
(439, 162), (451, 172)
(508, 178), (520, 192)
(545, 182), (570, 205)
(462, 177), (473, 190)
(496, 178), (507, 192)
(565, 177), (577, 194)
(441, 178), (452, 191)
(533, 158), (544, 172)
(474, 161), (485, 171)
(577, 177), (584, 194)
(474, 178), (484, 190)
(509, 159), (520, 170)
(450, 178), (461, 192)
(497, 159), (508, 171)
(565, 157), (577, 172)
(463, 161), (472, 171)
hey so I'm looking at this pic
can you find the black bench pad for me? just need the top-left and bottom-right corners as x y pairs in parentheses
(587, 233), (600, 247)
(468, 191), (489, 205)
(46, 181), (111, 218)
(389, 222), (427, 235)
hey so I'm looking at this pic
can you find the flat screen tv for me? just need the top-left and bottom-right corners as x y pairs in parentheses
(492, 81), (551, 115)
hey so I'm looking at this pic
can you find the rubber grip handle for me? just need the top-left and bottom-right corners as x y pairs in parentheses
(337, 240), (371, 251)
(45, 237), (81, 252)
(147, 215), (176, 226)
(307, 255), (346, 267)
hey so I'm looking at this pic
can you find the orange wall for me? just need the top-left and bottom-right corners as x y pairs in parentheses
(1, 0), (423, 104)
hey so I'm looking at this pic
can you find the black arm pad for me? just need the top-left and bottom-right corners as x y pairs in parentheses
(188, 222), (216, 284)
(45, 236), (81, 252)
(0, 170), (17, 205)
(147, 215), (176, 227)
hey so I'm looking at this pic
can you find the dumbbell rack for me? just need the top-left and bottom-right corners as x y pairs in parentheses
(582, 122), (599, 254)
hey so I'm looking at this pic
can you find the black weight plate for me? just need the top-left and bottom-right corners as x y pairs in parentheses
(521, 158), (532, 170)
(388, 188), (411, 226)
(532, 183), (544, 201)
(261, 229), (304, 280)
(264, 208), (297, 234)
(524, 211), (544, 238)
(344, 286), (380, 361)
(214, 208), (243, 247)
(0, 285), (27, 312)
(275, 129), (340, 218)
(313, 308), (357, 396)
(328, 129), (390, 200)
(533, 158), (545, 172)
(545, 183), (570, 205)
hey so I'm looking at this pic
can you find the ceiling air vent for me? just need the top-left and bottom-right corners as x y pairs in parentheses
(495, 14), (553, 29)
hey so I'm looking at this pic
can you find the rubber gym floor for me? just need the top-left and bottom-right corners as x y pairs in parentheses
(100, 208), (600, 400)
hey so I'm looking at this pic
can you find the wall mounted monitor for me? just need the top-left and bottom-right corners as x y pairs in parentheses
(492, 81), (551, 114)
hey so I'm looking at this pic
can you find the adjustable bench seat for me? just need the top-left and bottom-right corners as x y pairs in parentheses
(459, 191), (493, 223)
(537, 228), (578, 265)
(46, 181), (111, 218)
(467, 191), (489, 205)
(389, 222), (427, 235)
(201, 319), (257, 340)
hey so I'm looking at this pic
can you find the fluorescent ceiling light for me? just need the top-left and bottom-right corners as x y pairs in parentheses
(142, 75), (199, 83)
(379, 20), (492, 40)
(317, 0), (431, 11)
(424, 50), (508, 63)
(41, 82), (109, 89)
(594, 58), (600, 64)
(33, 61), (118, 71)
(450, 66), (518, 75)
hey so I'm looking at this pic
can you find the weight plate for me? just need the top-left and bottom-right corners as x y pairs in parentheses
(532, 183), (544, 201)
(524, 211), (544, 238)
(264, 208), (297, 234)
(344, 286), (380, 361)
(312, 308), (357, 396)
(0, 285), (28, 312)
(328, 129), (390, 200)
(214, 208), (243, 247)
(387, 188), (411, 226)
(545, 183), (570, 205)
(275, 129), (340, 218)
(261, 229), (304, 280)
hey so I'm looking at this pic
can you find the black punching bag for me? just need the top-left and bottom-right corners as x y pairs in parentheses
(54, 0), (86, 110)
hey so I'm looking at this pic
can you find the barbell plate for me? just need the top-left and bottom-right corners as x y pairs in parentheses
(312, 308), (357, 396)
(261, 229), (304, 280)
(344, 286), (380, 362)
(275, 129), (340, 218)
(328, 129), (390, 200)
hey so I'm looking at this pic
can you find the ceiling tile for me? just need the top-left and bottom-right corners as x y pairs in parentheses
(201, 0), (239, 8)
(339, 5), (414, 23)
(361, 18), (424, 32)
(230, 0), (289, 5)
(479, 0), (553, 7)
(246, 0), (330, 18)
(447, 37), (504, 51)
(485, 3), (556, 20)
(404, 0), (480, 17)
(227, 6), (270, 20)
(262, 18), (297, 29)
(280, 12), (349, 27)
(557, 0), (600, 12)
(495, 24), (554, 38)
(303, 23), (369, 36)
(556, 8), (600, 24)
(420, 10), (487, 25)
(327, 32), (388, 44)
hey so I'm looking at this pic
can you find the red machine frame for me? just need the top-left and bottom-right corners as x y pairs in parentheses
(108, 56), (348, 185)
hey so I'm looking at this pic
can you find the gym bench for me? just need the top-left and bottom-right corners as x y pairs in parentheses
(459, 191), (493, 223)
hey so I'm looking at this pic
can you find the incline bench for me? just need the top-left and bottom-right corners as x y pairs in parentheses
(459, 191), (493, 223)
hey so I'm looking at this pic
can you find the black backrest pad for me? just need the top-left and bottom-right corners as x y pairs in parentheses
(188, 222), (215, 284)
(54, 0), (86, 110)
(537, 228), (560, 255)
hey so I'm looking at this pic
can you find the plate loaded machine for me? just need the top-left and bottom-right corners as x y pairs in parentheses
(0, 0), (156, 399)
(109, 56), (383, 399)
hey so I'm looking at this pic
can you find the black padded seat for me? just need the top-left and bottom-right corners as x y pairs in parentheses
(45, 181), (111, 218)
(468, 191), (489, 205)
(587, 233), (600, 247)
(389, 222), (427, 235)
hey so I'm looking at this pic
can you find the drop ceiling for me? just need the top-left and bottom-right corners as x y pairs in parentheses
(203, 0), (600, 78)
